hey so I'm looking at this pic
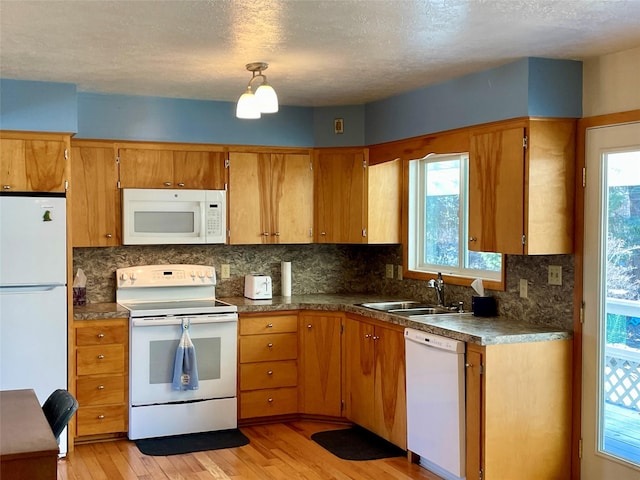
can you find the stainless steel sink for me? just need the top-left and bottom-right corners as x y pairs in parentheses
(358, 301), (458, 316)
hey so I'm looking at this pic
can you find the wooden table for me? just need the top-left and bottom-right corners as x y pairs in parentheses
(0, 389), (58, 480)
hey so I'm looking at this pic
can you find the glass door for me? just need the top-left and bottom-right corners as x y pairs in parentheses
(583, 122), (640, 478)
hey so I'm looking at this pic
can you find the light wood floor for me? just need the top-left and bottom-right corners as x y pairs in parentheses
(58, 421), (443, 480)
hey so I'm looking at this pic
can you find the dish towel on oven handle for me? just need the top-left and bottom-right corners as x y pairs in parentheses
(172, 318), (200, 390)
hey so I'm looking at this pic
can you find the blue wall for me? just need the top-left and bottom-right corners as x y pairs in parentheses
(0, 79), (78, 133)
(0, 57), (582, 147)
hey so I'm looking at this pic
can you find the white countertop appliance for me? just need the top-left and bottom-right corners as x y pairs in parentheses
(0, 193), (68, 454)
(117, 264), (238, 440)
(405, 328), (466, 480)
(244, 274), (272, 299)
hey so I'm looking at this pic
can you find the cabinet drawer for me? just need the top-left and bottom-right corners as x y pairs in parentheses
(240, 360), (297, 391)
(76, 405), (127, 436)
(77, 345), (125, 375)
(76, 325), (127, 346)
(240, 315), (298, 335)
(76, 375), (126, 406)
(240, 387), (298, 419)
(239, 333), (297, 363)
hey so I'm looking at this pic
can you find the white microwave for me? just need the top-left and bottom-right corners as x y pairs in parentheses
(122, 189), (226, 245)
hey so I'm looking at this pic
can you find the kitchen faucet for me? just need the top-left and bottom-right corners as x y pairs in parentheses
(428, 272), (445, 307)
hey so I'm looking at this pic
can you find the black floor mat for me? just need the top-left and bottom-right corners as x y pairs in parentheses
(134, 429), (249, 456)
(310, 425), (405, 461)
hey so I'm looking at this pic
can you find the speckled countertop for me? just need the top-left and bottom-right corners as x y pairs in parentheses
(73, 294), (571, 346)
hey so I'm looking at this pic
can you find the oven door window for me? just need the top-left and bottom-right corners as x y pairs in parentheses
(130, 319), (237, 405)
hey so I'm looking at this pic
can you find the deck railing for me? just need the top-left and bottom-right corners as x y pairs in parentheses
(605, 298), (640, 411)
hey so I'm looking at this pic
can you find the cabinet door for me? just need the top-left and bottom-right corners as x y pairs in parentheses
(465, 345), (483, 480)
(314, 150), (365, 243)
(271, 153), (313, 244)
(1, 139), (67, 192)
(373, 324), (406, 449)
(173, 150), (226, 189)
(298, 313), (342, 416)
(469, 127), (525, 254)
(343, 317), (375, 430)
(71, 145), (120, 246)
(228, 152), (271, 244)
(118, 148), (174, 188)
(366, 158), (401, 244)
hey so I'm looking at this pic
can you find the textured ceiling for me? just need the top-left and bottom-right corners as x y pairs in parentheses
(1, 0), (640, 107)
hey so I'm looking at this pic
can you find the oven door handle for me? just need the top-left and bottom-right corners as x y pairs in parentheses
(131, 313), (238, 327)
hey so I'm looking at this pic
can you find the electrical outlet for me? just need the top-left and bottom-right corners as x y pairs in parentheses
(221, 264), (230, 279)
(397, 265), (403, 280)
(385, 264), (394, 279)
(519, 279), (528, 298)
(548, 265), (562, 286)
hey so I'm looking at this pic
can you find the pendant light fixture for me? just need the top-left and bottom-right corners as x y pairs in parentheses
(236, 62), (279, 119)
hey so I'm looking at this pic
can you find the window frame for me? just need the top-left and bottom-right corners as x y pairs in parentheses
(403, 152), (505, 291)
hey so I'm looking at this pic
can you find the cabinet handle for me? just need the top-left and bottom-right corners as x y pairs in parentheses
(97, 333), (105, 338)
(267, 370), (273, 375)
(267, 343), (273, 348)
(307, 324), (312, 329)
(465, 363), (473, 368)
(364, 334), (371, 339)
(267, 323), (273, 328)
(177, 182), (185, 187)
(262, 232), (270, 236)
(97, 414), (105, 420)
(97, 354), (105, 359)
(321, 232), (326, 236)
(106, 233), (113, 239)
(273, 232), (280, 236)
(97, 385), (105, 390)
(2, 185), (11, 190)
(469, 236), (477, 242)
(267, 398), (273, 403)
(163, 182), (172, 187)
(373, 335), (380, 341)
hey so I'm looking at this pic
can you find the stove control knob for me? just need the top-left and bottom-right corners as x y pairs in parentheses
(206, 270), (214, 278)
(130, 273), (137, 281)
(198, 271), (205, 278)
(190, 271), (196, 278)
(120, 273), (128, 281)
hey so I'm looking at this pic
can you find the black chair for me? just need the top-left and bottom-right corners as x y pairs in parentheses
(42, 389), (79, 443)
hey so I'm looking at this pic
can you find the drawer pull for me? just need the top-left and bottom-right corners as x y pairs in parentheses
(365, 334), (371, 339)
(267, 323), (273, 328)
(267, 398), (273, 403)
(267, 370), (273, 375)
(97, 414), (105, 420)
(97, 385), (105, 390)
(106, 234), (113, 239)
(97, 333), (105, 338)
(307, 324), (312, 329)
(267, 343), (273, 348)
(465, 363), (473, 368)
(97, 354), (105, 359)
(164, 182), (172, 187)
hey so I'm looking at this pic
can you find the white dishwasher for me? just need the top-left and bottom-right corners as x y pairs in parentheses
(405, 328), (466, 480)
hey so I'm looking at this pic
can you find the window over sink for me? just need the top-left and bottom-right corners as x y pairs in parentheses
(407, 152), (502, 284)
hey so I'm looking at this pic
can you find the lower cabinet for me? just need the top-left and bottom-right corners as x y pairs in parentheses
(465, 340), (573, 480)
(344, 314), (407, 449)
(238, 313), (299, 419)
(74, 319), (128, 440)
(298, 312), (342, 417)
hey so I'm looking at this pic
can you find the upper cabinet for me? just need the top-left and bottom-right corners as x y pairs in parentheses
(228, 151), (313, 245)
(1, 132), (70, 193)
(118, 145), (226, 190)
(314, 148), (401, 244)
(468, 118), (576, 255)
(70, 141), (120, 247)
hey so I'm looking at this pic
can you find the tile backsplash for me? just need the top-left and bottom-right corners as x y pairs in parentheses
(73, 244), (574, 331)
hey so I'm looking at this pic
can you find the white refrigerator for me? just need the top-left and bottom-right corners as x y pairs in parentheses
(0, 194), (68, 454)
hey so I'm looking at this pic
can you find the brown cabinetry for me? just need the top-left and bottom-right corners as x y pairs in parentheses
(298, 312), (342, 417)
(70, 141), (120, 246)
(314, 149), (401, 244)
(238, 313), (298, 419)
(74, 320), (128, 440)
(468, 118), (575, 254)
(118, 144), (226, 190)
(1, 132), (69, 192)
(228, 151), (313, 244)
(343, 314), (406, 448)
(465, 340), (572, 480)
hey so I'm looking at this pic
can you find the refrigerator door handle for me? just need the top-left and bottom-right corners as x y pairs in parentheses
(0, 284), (66, 293)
